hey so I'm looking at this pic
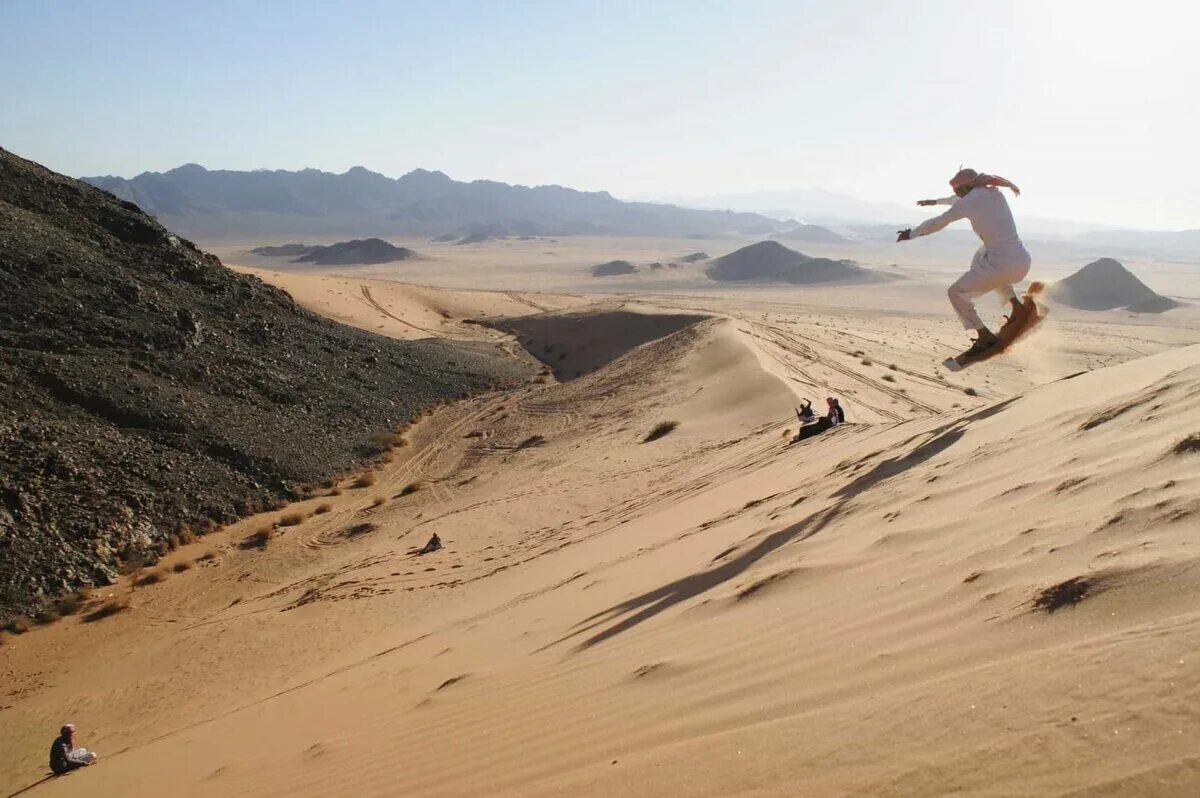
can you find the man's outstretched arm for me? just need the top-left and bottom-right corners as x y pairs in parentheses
(898, 200), (970, 241)
(916, 195), (958, 207)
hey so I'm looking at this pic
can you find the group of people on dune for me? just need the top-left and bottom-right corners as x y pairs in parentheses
(792, 397), (845, 443)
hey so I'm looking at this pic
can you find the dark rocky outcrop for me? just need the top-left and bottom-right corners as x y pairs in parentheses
(706, 241), (883, 284)
(591, 260), (637, 277)
(249, 243), (318, 258)
(291, 238), (418, 266)
(1047, 258), (1180, 313)
(0, 147), (534, 621)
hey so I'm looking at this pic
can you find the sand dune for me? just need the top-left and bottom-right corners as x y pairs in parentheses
(3, 272), (1200, 797)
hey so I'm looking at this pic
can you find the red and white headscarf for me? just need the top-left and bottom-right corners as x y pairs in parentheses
(950, 168), (1020, 196)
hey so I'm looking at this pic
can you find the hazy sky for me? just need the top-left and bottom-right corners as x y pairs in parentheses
(2, 0), (1196, 229)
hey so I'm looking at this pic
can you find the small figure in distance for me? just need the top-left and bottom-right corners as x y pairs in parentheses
(418, 532), (442, 555)
(796, 399), (815, 425)
(50, 723), (97, 775)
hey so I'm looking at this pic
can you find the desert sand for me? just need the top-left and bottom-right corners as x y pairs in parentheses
(3, 253), (1200, 797)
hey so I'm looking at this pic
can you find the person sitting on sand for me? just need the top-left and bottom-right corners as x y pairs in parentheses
(792, 397), (846, 443)
(796, 400), (815, 424)
(418, 532), (442, 555)
(49, 723), (97, 775)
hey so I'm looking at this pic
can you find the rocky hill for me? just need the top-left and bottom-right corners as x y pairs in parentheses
(82, 164), (780, 240)
(0, 147), (534, 621)
(291, 238), (418, 265)
(591, 260), (638, 277)
(1047, 258), (1180, 313)
(706, 240), (884, 284)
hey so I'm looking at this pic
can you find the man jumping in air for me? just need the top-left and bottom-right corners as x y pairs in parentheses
(896, 168), (1031, 360)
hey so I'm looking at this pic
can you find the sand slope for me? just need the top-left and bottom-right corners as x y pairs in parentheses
(3, 274), (1199, 798)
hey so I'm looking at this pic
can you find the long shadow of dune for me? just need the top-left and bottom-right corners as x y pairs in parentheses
(547, 504), (845, 652)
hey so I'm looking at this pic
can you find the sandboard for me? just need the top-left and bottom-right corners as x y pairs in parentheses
(943, 282), (1047, 372)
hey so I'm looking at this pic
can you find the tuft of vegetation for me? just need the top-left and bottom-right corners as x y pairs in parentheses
(136, 570), (166, 587)
(56, 589), (91, 616)
(1173, 434), (1200, 455)
(888, 364), (898, 371)
(1033, 577), (1093, 613)
(329, 487), (344, 496)
(278, 511), (306, 527)
(172, 561), (193, 573)
(241, 527), (274, 550)
(399, 482), (422, 497)
(860, 358), (873, 366)
(197, 551), (219, 562)
(83, 596), (131, 623)
(5, 615), (33, 634)
(643, 421), (680, 443)
(352, 473), (377, 489)
(313, 502), (333, 515)
(881, 374), (896, 383)
(371, 496), (386, 507)
(963, 387), (978, 396)
(517, 435), (546, 450)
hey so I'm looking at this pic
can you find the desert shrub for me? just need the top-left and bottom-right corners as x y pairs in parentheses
(4, 615), (31, 634)
(197, 551), (219, 562)
(352, 473), (377, 489)
(330, 487), (344, 496)
(371, 496), (386, 507)
(56, 589), (90, 616)
(963, 387), (978, 396)
(518, 435), (546, 449)
(888, 364), (898, 371)
(881, 374), (896, 383)
(313, 503), (333, 515)
(860, 358), (872, 366)
(136, 570), (166, 587)
(279, 512), (306, 527)
(643, 421), (679, 443)
(83, 597), (130, 623)
(399, 482), (422, 497)
(167, 534), (181, 551)
(172, 561), (193, 573)
(241, 527), (274, 550)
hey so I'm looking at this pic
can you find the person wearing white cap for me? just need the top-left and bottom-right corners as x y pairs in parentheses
(896, 167), (1031, 360)
(49, 723), (97, 775)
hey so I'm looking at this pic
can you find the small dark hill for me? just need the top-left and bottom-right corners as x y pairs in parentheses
(592, 260), (638, 277)
(0, 147), (532, 621)
(455, 232), (494, 245)
(771, 224), (849, 244)
(679, 252), (709, 263)
(292, 238), (418, 265)
(1047, 258), (1179, 313)
(706, 241), (882, 285)
(250, 243), (318, 258)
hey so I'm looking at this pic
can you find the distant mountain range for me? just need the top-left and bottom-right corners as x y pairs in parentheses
(81, 164), (780, 240)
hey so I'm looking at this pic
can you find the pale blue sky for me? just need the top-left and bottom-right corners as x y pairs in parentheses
(1, 0), (1196, 228)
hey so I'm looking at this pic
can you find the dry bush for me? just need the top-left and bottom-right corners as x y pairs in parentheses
(56, 589), (91, 616)
(34, 607), (61, 625)
(172, 561), (193, 573)
(371, 496), (386, 507)
(279, 511), (306, 527)
(881, 374), (896, 383)
(888, 364), (899, 371)
(167, 534), (181, 551)
(178, 525), (197, 544)
(329, 487), (344, 496)
(352, 473), (377, 489)
(268, 497), (288, 511)
(643, 421), (680, 443)
(313, 503), (333, 515)
(464, 430), (483, 438)
(517, 435), (546, 449)
(4, 616), (32, 634)
(963, 387), (979, 396)
(241, 527), (274, 550)
(83, 596), (130, 623)
(860, 358), (873, 366)
(371, 430), (405, 450)
(399, 482), (422, 497)
(136, 570), (167, 587)
(197, 551), (219, 562)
